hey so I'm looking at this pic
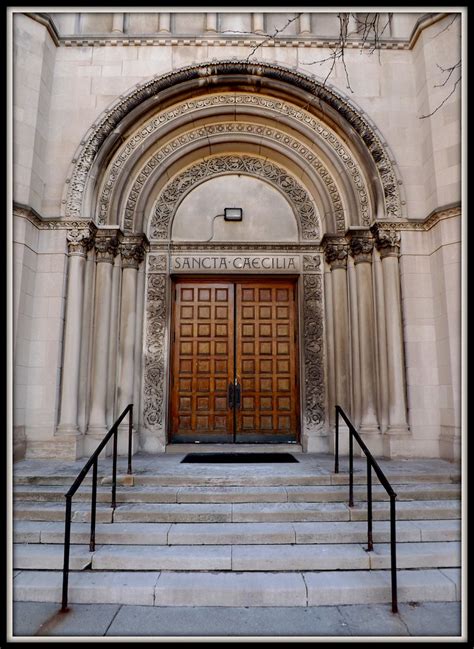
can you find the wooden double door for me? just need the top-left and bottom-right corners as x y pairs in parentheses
(170, 278), (299, 443)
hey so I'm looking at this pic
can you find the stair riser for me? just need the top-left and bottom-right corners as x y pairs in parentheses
(13, 569), (461, 606)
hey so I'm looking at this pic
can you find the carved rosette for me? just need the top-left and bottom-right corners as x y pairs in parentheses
(371, 224), (401, 259)
(348, 234), (374, 264)
(143, 273), (167, 430)
(95, 235), (120, 263)
(66, 227), (95, 257)
(303, 274), (325, 430)
(120, 236), (147, 269)
(148, 254), (168, 273)
(323, 239), (349, 270)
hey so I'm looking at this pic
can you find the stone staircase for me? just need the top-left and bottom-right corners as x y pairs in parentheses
(12, 454), (462, 608)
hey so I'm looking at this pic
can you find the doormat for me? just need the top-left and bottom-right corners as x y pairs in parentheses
(181, 453), (299, 463)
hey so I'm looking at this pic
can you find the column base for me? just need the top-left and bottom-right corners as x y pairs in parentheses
(439, 429), (462, 461)
(25, 435), (84, 460)
(383, 430), (414, 459)
(55, 424), (80, 436)
(84, 429), (110, 457)
(117, 425), (139, 456)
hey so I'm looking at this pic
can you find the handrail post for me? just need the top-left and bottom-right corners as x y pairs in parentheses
(334, 406), (339, 474)
(127, 404), (133, 475)
(61, 495), (73, 611)
(367, 456), (373, 551)
(390, 494), (398, 613)
(112, 428), (118, 510)
(349, 427), (354, 507)
(90, 459), (98, 551)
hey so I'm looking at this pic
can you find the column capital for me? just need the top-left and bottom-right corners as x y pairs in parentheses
(322, 235), (349, 270)
(66, 223), (96, 257)
(371, 223), (401, 258)
(120, 234), (149, 269)
(347, 229), (374, 264)
(95, 229), (122, 263)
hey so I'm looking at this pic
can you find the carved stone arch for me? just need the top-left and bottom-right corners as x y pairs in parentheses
(62, 60), (405, 224)
(148, 154), (320, 241)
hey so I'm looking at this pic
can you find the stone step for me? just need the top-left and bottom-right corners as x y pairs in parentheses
(13, 470), (461, 488)
(13, 544), (93, 570)
(13, 568), (461, 606)
(12, 482), (461, 504)
(14, 499), (461, 525)
(92, 541), (460, 572)
(13, 502), (114, 523)
(13, 518), (462, 546)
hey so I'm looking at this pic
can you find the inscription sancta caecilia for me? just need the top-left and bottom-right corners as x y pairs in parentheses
(171, 255), (300, 273)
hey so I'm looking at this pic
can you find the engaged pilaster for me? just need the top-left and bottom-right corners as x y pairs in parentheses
(323, 236), (351, 417)
(372, 224), (410, 451)
(348, 228), (380, 442)
(86, 230), (121, 451)
(56, 224), (95, 446)
(116, 235), (148, 454)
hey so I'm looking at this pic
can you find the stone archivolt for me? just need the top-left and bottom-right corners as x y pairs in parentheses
(95, 94), (370, 233)
(62, 61), (402, 226)
(149, 154), (320, 241)
(116, 121), (347, 236)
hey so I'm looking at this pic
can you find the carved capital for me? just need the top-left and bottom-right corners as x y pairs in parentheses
(95, 234), (120, 263)
(323, 238), (349, 270)
(120, 236), (147, 269)
(371, 224), (401, 258)
(66, 226), (95, 257)
(348, 233), (374, 264)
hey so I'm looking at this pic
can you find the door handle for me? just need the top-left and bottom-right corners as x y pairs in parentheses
(227, 383), (234, 409)
(234, 383), (241, 409)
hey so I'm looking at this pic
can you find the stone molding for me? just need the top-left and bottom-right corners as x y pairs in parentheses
(149, 154), (320, 241)
(61, 61), (401, 222)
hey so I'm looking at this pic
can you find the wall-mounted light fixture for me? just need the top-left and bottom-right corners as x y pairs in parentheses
(224, 207), (243, 221)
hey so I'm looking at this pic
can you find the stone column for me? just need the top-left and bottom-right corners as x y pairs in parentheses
(299, 13), (312, 34)
(206, 13), (217, 32)
(348, 230), (380, 441)
(347, 256), (361, 427)
(372, 225), (410, 447)
(116, 236), (147, 454)
(252, 13), (265, 34)
(324, 237), (351, 415)
(56, 227), (94, 442)
(111, 13), (124, 33)
(324, 263), (335, 429)
(86, 231), (120, 451)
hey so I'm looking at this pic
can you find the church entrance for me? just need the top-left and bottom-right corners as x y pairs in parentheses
(169, 277), (300, 443)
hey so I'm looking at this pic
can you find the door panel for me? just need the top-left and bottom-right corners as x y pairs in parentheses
(235, 282), (298, 442)
(170, 282), (234, 442)
(170, 278), (299, 444)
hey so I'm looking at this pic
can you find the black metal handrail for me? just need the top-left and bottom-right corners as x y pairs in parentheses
(334, 405), (398, 614)
(61, 403), (134, 611)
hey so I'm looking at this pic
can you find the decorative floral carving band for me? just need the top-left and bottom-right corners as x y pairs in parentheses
(303, 273), (325, 430)
(63, 61), (401, 223)
(149, 154), (320, 241)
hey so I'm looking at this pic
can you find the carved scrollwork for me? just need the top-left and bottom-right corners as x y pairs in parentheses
(143, 273), (167, 430)
(149, 155), (320, 241)
(303, 273), (325, 430)
(323, 239), (349, 270)
(349, 234), (374, 264)
(303, 255), (322, 271)
(371, 224), (401, 258)
(66, 227), (94, 256)
(94, 235), (120, 263)
(148, 254), (168, 273)
(66, 63), (400, 226)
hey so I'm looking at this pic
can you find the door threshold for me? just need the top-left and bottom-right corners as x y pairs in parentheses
(165, 443), (303, 454)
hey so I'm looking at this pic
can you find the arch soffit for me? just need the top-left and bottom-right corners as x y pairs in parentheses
(62, 60), (404, 223)
(96, 95), (370, 232)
